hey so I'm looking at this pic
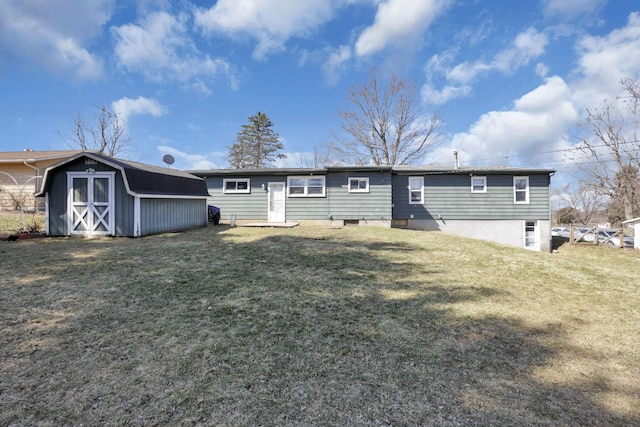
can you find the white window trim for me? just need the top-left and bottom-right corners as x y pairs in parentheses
(408, 176), (424, 205)
(348, 177), (370, 193)
(514, 176), (529, 204)
(223, 178), (251, 194)
(471, 176), (487, 193)
(287, 175), (326, 197)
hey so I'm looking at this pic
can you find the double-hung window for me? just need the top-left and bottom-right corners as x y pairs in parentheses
(348, 177), (369, 193)
(408, 176), (424, 204)
(287, 176), (326, 197)
(514, 176), (529, 204)
(471, 176), (487, 193)
(223, 178), (250, 194)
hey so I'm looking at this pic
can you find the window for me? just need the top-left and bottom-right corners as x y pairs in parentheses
(471, 176), (487, 193)
(348, 177), (369, 193)
(287, 176), (326, 197)
(514, 176), (529, 203)
(408, 176), (423, 204)
(223, 178), (250, 194)
(524, 221), (538, 249)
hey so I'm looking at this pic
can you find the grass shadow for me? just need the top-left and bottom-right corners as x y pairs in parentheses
(0, 226), (638, 426)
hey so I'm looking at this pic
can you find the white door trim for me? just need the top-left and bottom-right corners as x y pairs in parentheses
(267, 182), (286, 223)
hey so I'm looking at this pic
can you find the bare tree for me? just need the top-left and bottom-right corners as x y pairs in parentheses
(333, 69), (440, 165)
(59, 106), (129, 157)
(296, 143), (338, 168)
(569, 78), (640, 220)
(554, 181), (606, 225)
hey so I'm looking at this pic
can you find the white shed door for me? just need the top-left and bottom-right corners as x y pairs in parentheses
(268, 182), (285, 223)
(68, 172), (114, 236)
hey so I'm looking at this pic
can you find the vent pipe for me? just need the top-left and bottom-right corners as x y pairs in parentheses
(453, 150), (459, 169)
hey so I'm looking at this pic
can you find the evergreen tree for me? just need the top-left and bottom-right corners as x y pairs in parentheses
(228, 112), (285, 168)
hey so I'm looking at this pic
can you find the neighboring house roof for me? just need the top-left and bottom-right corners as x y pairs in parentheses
(0, 150), (86, 163)
(189, 165), (555, 176)
(36, 152), (209, 197)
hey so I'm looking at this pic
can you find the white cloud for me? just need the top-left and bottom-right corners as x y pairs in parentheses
(157, 146), (222, 170)
(0, 0), (111, 80)
(541, 0), (605, 21)
(421, 83), (471, 105)
(112, 97), (167, 122)
(572, 12), (640, 109)
(422, 27), (549, 104)
(322, 45), (352, 86)
(430, 76), (577, 167)
(354, 0), (451, 57)
(194, 0), (338, 60)
(112, 11), (236, 92)
(448, 28), (548, 84)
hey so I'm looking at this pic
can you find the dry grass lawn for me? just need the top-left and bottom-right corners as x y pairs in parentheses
(1, 225), (639, 426)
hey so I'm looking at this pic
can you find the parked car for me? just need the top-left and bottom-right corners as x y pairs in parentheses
(597, 229), (634, 248)
(551, 227), (570, 237)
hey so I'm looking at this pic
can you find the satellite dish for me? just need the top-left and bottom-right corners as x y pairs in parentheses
(162, 154), (175, 166)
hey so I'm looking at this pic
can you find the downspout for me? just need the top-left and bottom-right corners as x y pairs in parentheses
(23, 161), (40, 190)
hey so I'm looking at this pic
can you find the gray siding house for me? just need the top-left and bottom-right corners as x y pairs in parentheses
(36, 152), (210, 237)
(392, 166), (554, 251)
(192, 166), (393, 226)
(191, 165), (554, 251)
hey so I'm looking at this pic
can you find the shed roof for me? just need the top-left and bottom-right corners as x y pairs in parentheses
(36, 152), (209, 197)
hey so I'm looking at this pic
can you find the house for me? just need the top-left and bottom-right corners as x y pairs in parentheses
(190, 166), (392, 226)
(0, 150), (84, 210)
(190, 165), (555, 251)
(622, 217), (640, 249)
(36, 152), (210, 237)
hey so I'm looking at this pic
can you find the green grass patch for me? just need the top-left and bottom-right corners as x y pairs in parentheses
(1, 226), (638, 425)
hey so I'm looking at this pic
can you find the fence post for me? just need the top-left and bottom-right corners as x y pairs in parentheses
(619, 228), (624, 248)
(569, 224), (574, 245)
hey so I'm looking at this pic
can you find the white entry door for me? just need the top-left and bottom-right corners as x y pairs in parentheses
(67, 172), (114, 236)
(268, 182), (286, 223)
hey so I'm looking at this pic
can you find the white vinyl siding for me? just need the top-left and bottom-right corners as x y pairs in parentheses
(223, 178), (250, 194)
(287, 176), (326, 197)
(409, 176), (423, 204)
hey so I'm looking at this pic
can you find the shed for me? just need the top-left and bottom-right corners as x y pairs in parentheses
(36, 152), (210, 237)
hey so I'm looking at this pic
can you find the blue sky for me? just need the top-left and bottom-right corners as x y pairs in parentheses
(1, 0), (639, 187)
